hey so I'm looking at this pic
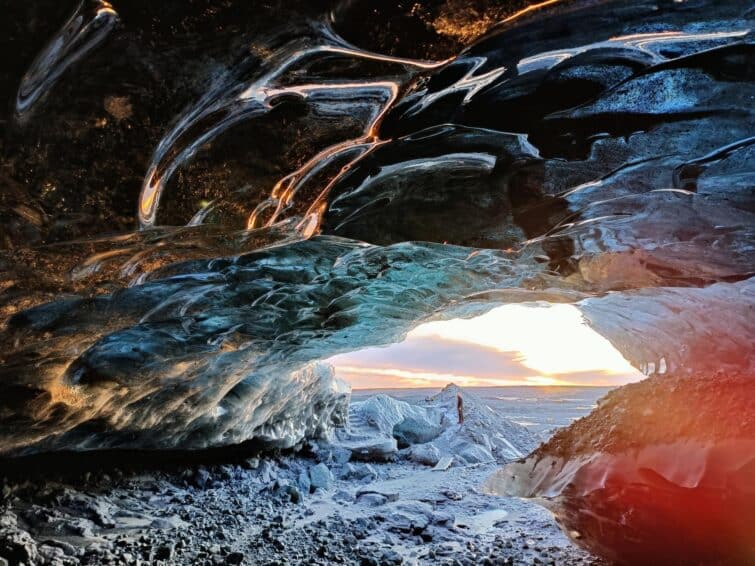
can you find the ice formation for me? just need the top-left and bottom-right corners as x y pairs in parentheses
(0, 0), (753, 561)
(484, 374), (755, 564)
(334, 385), (538, 463)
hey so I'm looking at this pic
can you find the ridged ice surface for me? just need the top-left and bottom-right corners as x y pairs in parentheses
(0, 0), (753, 469)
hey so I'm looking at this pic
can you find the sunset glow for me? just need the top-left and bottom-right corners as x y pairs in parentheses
(329, 303), (644, 389)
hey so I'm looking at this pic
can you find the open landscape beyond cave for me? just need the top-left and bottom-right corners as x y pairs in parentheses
(0, 0), (753, 565)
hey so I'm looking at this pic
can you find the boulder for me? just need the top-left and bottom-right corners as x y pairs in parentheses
(309, 464), (334, 491)
(408, 443), (441, 467)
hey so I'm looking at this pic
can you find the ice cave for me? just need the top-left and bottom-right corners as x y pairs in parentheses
(0, 0), (753, 564)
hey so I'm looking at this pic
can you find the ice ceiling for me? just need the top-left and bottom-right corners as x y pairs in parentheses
(0, 0), (752, 462)
(1, 1), (753, 561)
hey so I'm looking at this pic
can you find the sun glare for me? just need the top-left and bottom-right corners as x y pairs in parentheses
(329, 303), (644, 389)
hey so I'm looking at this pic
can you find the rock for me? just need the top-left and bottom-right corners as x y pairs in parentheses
(0, 528), (38, 565)
(60, 492), (116, 528)
(440, 490), (462, 501)
(39, 544), (67, 562)
(275, 481), (303, 504)
(0, 513), (18, 531)
(339, 463), (378, 482)
(330, 447), (352, 465)
(356, 493), (388, 507)
(408, 443), (441, 466)
(258, 461), (277, 484)
(150, 516), (184, 530)
(345, 440), (399, 463)
(338, 463), (357, 479)
(64, 518), (96, 537)
(431, 512), (455, 527)
(316, 446), (352, 465)
(456, 443), (494, 464)
(297, 472), (311, 494)
(387, 502), (433, 532)
(226, 551), (245, 564)
(193, 467), (211, 489)
(154, 543), (174, 560)
(387, 510), (429, 533)
(356, 490), (399, 504)
(333, 490), (355, 503)
(380, 549), (404, 565)
(41, 539), (76, 556)
(309, 464), (334, 490)
(432, 456), (454, 471)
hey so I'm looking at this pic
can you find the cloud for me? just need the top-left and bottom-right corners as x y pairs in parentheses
(329, 324), (644, 389)
(330, 336), (538, 382)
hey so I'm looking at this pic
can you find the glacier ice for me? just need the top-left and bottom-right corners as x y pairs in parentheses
(484, 373), (755, 564)
(333, 384), (538, 464)
(1, 2), (754, 563)
(0, 2), (753, 561)
(0, 0), (751, 459)
(2, 235), (562, 456)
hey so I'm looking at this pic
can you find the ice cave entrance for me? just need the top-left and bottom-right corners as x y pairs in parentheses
(329, 303), (644, 390)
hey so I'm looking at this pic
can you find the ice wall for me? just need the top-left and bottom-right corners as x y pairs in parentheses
(0, 0), (752, 495)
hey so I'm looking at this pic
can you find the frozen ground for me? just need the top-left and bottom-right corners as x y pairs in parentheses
(0, 386), (606, 565)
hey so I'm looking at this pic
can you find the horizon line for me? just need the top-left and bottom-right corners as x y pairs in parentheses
(350, 383), (618, 392)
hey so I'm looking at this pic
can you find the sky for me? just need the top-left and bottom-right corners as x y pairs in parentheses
(328, 303), (644, 389)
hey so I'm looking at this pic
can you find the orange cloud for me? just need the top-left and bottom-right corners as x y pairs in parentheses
(329, 304), (644, 389)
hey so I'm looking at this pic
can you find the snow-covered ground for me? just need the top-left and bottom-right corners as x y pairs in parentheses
(0, 385), (605, 565)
